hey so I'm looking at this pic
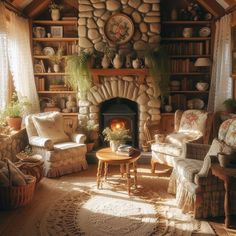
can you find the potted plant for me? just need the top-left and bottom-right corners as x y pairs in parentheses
(102, 127), (131, 152)
(223, 98), (236, 113)
(49, 47), (63, 72)
(49, 1), (63, 21)
(81, 121), (99, 152)
(3, 93), (31, 130)
(65, 49), (93, 99)
(145, 45), (170, 103)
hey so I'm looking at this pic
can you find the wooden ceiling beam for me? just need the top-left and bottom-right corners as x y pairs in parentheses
(23, 0), (50, 18)
(196, 0), (225, 17)
(62, 0), (78, 9)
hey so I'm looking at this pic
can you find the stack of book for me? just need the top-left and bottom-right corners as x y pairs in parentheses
(116, 145), (135, 156)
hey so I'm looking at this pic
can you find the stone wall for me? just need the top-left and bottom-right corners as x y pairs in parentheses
(78, 0), (161, 148)
(78, 77), (161, 148)
(0, 129), (28, 162)
(78, 0), (161, 55)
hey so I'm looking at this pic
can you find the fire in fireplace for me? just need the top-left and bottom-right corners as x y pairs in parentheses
(101, 98), (138, 147)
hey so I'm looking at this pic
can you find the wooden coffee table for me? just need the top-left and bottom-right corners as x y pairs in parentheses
(96, 147), (141, 195)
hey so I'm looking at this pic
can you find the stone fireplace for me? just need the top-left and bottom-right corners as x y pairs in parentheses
(77, 0), (161, 148)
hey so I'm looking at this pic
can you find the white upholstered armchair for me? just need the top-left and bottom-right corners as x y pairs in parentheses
(25, 112), (87, 178)
(151, 110), (213, 173)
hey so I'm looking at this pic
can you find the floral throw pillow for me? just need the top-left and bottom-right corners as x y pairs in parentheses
(179, 110), (207, 135)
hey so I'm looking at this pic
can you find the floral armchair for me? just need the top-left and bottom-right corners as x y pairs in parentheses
(151, 110), (213, 173)
(25, 112), (87, 178)
(168, 118), (236, 218)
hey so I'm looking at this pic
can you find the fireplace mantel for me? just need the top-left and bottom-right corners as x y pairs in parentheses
(91, 68), (149, 84)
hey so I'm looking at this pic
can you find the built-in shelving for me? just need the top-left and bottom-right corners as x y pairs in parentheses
(33, 20), (77, 25)
(33, 38), (79, 42)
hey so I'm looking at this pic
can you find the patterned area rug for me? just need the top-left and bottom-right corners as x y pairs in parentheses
(38, 178), (216, 236)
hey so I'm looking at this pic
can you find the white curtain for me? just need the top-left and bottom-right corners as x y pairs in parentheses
(0, 2), (8, 111)
(7, 10), (40, 114)
(208, 14), (232, 112)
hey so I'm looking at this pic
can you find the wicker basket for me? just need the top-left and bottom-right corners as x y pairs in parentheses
(0, 160), (36, 210)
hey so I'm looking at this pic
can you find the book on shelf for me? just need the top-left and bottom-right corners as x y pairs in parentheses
(62, 17), (77, 21)
(36, 77), (45, 91)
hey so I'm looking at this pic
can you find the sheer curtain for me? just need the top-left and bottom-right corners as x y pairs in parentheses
(7, 10), (40, 114)
(208, 14), (232, 112)
(0, 2), (8, 111)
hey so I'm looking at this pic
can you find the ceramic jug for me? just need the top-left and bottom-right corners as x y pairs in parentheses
(132, 58), (141, 69)
(101, 54), (110, 69)
(33, 27), (46, 38)
(113, 54), (122, 69)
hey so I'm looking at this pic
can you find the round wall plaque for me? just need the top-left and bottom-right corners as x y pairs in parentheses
(104, 13), (134, 45)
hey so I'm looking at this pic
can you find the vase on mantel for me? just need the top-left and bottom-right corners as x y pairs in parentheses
(51, 9), (60, 21)
(101, 54), (110, 69)
(113, 54), (122, 69)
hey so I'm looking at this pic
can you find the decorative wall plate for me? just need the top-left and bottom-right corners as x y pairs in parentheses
(104, 13), (134, 45)
(43, 47), (55, 56)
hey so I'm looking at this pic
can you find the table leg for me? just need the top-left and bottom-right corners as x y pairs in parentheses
(224, 180), (230, 228)
(133, 161), (138, 189)
(104, 162), (108, 180)
(151, 159), (157, 174)
(97, 160), (103, 189)
(126, 163), (131, 195)
(120, 164), (125, 177)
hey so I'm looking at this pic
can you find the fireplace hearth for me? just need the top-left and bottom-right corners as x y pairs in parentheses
(101, 98), (138, 147)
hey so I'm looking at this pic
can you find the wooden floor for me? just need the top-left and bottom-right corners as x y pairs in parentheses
(0, 163), (235, 236)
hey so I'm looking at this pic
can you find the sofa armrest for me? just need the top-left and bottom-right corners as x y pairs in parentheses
(29, 136), (53, 150)
(184, 143), (210, 161)
(70, 133), (86, 144)
(194, 155), (219, 185)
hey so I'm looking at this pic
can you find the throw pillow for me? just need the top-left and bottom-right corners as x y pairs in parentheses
(32, 114), (69, 144)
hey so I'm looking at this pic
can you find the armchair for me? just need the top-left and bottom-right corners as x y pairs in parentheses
(168, 118), (236, 218)
(25, 112), (88, 178)
(151, 110), (213, 173)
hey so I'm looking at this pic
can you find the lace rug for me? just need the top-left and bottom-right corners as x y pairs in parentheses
(38, 178), (216, 236)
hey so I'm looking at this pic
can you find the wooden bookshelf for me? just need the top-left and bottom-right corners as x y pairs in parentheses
(161, 15), (213, 111)
(33, 37), (79, 42)
(33, 20), (77, 25)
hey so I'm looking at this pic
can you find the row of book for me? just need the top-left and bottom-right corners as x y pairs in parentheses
(35, 77), (45, 91)
(170, 59), (195, 73)
(163, 42), (210, 55)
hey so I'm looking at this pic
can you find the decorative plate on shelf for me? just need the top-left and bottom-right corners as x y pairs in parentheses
(187, 98), (204, 110)
(199, 27), (211, 37)
(104, 13), (134, 45)
(43, 47), (55, 56)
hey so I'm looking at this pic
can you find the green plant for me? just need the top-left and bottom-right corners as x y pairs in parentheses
(102, 127), (131, 141)
(49, 1), (63, 11)
(65, 49), (92, 99)
(4, 92), (31, 118)
(49, 47), (63, 65)
(145, 45), (170, 101)
(223, 98), (236, 113)
(81, 121), (99, 143)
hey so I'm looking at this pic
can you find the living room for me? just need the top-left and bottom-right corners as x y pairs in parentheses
(0, 0), (236, 235)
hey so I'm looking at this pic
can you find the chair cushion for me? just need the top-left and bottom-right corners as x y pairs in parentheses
(218, 118), (235, 141)
(54, 142), (85, 150)
(151, 142), (182, 157)
(179, 110), (207, 135)
(32, 114), (69, 144)
(166, 132), (201, 148)
(174, 158), (203, 182)
(224, 119), (236, 146)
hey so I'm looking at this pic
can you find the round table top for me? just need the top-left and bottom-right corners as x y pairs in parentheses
(96, 147), (141, 163)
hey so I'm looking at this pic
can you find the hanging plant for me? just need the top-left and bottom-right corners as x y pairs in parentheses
(145, 45), (170, 102)
(65, 49), (92, 99)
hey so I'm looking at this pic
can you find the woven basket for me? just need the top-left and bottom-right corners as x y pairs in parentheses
(0, 160), (36, 210)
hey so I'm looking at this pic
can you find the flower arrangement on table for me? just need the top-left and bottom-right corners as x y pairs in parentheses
(102, 127), (131, 152)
